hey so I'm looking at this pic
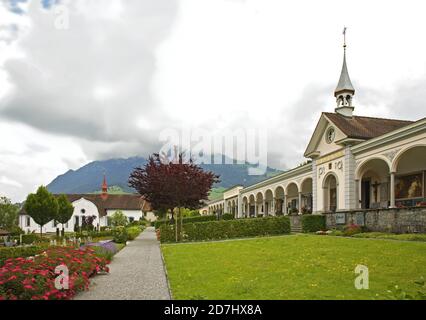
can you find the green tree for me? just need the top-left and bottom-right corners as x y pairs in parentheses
(181, 208), (200, 217)
(24, 186), (58, 236)
(109, 210), (128, 227)
(56, 195), (74, 237)
(0, 196), (19, 231)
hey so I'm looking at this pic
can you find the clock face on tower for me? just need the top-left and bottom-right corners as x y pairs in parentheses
(326, 127), (335, 144)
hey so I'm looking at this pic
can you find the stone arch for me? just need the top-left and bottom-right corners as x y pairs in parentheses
(356, 157), (392, 209)
(391, 144), (426, 173)
(355, 155), (391, 180)
(322, 172), (339, 212)
(264, 189), (274, 216)
(300, 177), (313, 214)
(256, 192), (264, 216)
(248, 194), (256, 217)
(285, 182), (299, 214)
(391, 144), (426, 207)
(274, 185), (285, 215)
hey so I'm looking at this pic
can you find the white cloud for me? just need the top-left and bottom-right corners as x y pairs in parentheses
(1, 0), (426, 202)
(0, 119), (87, 201)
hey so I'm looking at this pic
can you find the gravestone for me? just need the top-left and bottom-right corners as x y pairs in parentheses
(355, 212), (365, 226)
(335, 213), (346, 225)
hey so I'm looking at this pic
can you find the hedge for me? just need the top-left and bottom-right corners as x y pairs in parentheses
(154, 215), (219, 229)
(0, 245), (48, 267)
(221, 213), (234, 220)
(301, 215), (326, 233)
(159, 216), (290, 243)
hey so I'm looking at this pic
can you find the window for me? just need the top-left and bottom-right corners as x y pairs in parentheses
(81, 209), (86, 214)
(26, 216), (31, 227)
(129, 217), (134, 223)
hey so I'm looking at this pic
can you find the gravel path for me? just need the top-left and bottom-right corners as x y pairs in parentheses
(75, 227), (171, 300)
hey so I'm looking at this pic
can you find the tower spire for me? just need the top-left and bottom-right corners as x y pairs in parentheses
(101, 173), (108, 200)
(335, 27), (355, 117)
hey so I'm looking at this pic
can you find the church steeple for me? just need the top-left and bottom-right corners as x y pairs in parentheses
(335, 27), (355, 117)
(101, 174), (108, 200)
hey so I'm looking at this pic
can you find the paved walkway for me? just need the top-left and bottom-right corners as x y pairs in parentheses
(75, 227), (171, 300)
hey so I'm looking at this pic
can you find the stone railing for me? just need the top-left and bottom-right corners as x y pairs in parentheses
(324, 206), (426, 233)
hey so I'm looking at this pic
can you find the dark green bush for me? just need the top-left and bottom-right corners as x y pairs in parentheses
(154, 215), (219, 229)
(221, 213), (234, 220)
(18, 234), (50, 245)
(0, 245), (48, 266)
(301, 215), (326, 233)
(159, 216), (290, 243)
(74, 230), (114, 239)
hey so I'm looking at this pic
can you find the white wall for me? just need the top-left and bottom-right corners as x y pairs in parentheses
(106, 209), (144, 224)
(20, 197), (101, 234)
(19, 198), (149, 233)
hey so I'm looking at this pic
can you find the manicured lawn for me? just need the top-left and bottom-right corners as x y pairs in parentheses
(161, 234), (426, 300)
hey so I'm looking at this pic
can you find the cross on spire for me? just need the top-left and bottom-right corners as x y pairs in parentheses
(334, 27), (355, 117)
(343, 26), (347, 48)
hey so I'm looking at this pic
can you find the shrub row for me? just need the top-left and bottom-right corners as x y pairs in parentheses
(301, 215), (326, 233)
(159, 216), (290, 243)
(112, 226), (144, 243)
(154, 215), (219, 229)
(0, 245), (48, 267)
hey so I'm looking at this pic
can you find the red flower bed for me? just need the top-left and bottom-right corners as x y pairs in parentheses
(0, 246), (109, 300)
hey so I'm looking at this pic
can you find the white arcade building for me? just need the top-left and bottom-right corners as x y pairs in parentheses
(202, 42), (426, 218)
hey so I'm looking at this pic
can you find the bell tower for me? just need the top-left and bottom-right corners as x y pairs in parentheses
(335, 27), (355, 117)
(101, 174), (108, 200)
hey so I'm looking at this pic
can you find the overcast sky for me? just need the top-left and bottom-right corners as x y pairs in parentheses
(1, 0), (426, 202)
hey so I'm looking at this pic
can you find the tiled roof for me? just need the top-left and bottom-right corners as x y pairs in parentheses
(0, 229), (11, 236)
(65, 194), (146, 216)
(20, 194), (150, 217)
(324, 113), (414, 140)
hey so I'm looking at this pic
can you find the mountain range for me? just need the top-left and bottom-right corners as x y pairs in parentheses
(47, 156), (281, 195)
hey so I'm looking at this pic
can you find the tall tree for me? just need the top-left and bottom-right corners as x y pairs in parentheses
(24, 186), (58, 236)
(56, 195), (74, 237)
(0, 197), (19, 231)
(129, 153), (219, 241)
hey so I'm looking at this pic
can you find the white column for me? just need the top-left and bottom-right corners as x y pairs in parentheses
(357, 179), (362, 209)
(254, 202), (258, 217)
(237, 196), (242, 218)
(283, 195), (287, 215)
(271, 198), (275, 216)
(298, 192), (303, 215)
(262, 200), (266, 216)
(390, 172), (396, 208)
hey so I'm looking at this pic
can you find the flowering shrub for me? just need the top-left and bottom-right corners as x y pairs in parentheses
(0, 246), (109, 300)
(83, 241), (118, 261)
(343, 223), (364, 236)
(0, 245), (48, 267)
(113, 226), (129, 244)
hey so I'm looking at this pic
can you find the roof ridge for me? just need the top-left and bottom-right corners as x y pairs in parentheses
(323, 112), (414, 123)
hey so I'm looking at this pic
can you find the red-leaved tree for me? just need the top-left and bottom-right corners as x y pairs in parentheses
(128, 153), (219, 241)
